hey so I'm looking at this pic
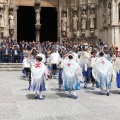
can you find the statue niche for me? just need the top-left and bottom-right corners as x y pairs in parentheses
(106, 2), (111, 26)
(89, 5), (96, 35)
(81, 8), (87, 35)
(72, 12), (78, 36)
(61, 11), (67, 37)
(0, 5), (5, 28)
(9, 4), (15, 36)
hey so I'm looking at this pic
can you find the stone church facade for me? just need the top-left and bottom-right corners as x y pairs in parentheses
(0, 0), (120, 48)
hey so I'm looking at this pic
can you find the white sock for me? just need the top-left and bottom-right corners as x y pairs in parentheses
(68, 90), (71, 96)
(39, 91), (43, 98)
(106, 88), (109, 93)
(35, 91), (38, 96)
(73, 90), (77, 96)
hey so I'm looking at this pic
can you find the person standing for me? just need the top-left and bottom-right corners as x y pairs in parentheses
(30, 56), (49, 100)
(114, 56), (120, 94)
(92, 52), (114, 96)
(49, 49), (60, 78)
(57, 51), (67, 91)
(85, 50), (98, 90)
(79, 48), (90, 83)
(23, 54), (31, 80)
(62, 54), (82, 99)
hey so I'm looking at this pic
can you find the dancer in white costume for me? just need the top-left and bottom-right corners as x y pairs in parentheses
(62, 54), (82, 99)
(30, 56), (49, 100)
(114, 56), (120, 94)
(84, 50), (98, 90)
(92, 52), (114, 96)
(37, 52), (46, 63)
(79, 48), (90, 83)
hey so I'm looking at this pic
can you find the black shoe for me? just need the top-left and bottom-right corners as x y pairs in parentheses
(107, 92), (110, 96)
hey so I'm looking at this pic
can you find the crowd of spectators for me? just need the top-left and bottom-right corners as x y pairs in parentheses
(0, 36), (110, 63)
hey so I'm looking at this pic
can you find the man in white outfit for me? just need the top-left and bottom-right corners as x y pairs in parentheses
(49, 49), (60, 78)
(37, 52), (46, 64)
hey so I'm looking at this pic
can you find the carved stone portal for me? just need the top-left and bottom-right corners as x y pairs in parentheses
(61, 8), (67, 37)
(81, 6), (87, 35)
(89, 5), (96, 35)
(9, 4), (14, 36)
(72, 8), (78, 36)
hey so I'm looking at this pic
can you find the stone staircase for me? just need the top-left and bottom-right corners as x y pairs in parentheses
(0, 63), (23, 71)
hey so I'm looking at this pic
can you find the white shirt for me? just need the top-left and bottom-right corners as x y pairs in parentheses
(73, 52), (78, 62)
(37, 53), (46, 63)
(6, 49), (8, 54)
(23, 58), (30, 68)
(15, 50), (17, 55)
(50, 52), (60, 64)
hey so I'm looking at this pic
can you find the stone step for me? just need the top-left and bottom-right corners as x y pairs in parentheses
(0, 66), (22, 68)
(0, 63), (23, 71)
(0, 63), (22, 65)
(0, 68), (22, 71)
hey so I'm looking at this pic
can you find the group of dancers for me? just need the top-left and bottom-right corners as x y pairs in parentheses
(22, 45), (120, 100)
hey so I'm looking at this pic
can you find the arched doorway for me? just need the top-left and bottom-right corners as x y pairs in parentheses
(17, 6), (58, 43)
(40, 7), (57, 42)
(17, 6), (35, 42)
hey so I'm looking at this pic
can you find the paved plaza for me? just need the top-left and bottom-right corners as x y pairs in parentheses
(0, 71), (120, 120)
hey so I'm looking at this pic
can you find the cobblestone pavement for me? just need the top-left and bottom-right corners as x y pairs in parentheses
(0, 71), (120, 120)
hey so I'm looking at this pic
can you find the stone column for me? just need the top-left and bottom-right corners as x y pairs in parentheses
(111, 0), (119, 25)
(13, 5), (18, 41)
(108, 0), (120, 49)
(58, 0), (62, 43)
(78, 1), (80, 32)
(9, 3), (15, 37)
(67, 0), (72, 41)
(4, 0), (9, 38)
(34, 0), (41, 42)
(56, 7), (59, 42)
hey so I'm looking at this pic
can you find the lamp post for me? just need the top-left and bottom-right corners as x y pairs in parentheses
(34, 0), (41, 42)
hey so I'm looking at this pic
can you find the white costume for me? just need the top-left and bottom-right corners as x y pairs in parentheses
(62, 58), (82, 92)
(92, 57), (114, 94)
(79, 51), (90, 68)
(30, 56), (36, 68)
(49, 52), (60, 64)
(114, 57), (120, 91)
(23, 58), (30, 68)
(37, 53), (46, 63)
(73, 52), (78, 62)
(30, 61), (49, 99)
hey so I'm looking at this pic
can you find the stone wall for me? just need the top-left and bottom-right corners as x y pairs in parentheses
(59, 0), (120, 49)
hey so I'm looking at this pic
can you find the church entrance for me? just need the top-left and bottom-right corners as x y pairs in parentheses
(40, 7), (57, 42)
(17, 6), (57, 43)
(17, 6), (35, 42)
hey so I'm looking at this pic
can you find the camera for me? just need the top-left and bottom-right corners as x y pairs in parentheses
(31, 49), (38, 56)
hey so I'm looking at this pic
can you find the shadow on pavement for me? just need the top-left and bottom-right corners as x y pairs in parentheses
(26, 94), (35, 99)
(50, 88), (57, 91)
(110, 90), (119, 94)
(56, 92), (68, 98)
(85, 90), (100, 95)
(19, 76), (28, 81)
(21, 88), (28, 91)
